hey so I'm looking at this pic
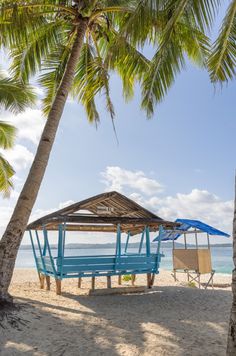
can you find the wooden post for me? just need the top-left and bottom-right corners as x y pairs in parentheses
(173, 269), (177, 282)
(207, 233), (210, 250)
(184, 233), (187, 249)
(107, 276), (111, 288)
(45, 276), (50, 290)
(131, 274), (136, 286)
(91, 277), (95, 290)
(55, 279), (61, 295)
(118, 275), (122, 285)
(151, 273), (155, 286)
(78, 277), (82, 288)
(195, 229), (198, 249)
(147, 273), (152, 288)
(39, 273), (45, 289)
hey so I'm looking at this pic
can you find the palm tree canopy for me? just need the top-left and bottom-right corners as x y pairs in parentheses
(0, 0), (150, 123)
(0, 71), (36, 197)
(0, 0), (218, 120)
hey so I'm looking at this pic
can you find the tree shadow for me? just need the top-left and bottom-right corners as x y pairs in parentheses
(0, 285), (232, 356)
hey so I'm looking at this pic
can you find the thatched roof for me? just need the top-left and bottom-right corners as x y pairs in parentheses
(27, 191), (176, 235)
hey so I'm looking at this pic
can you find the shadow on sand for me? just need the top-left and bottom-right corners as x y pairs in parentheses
(0, 285), (232, 356)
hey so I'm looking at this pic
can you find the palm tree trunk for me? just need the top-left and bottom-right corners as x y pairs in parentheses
(0, 18), (88, 303)
(227, 176), (236, 355)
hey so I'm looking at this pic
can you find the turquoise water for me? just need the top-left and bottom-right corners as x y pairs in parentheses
(16, 246), (234, 274)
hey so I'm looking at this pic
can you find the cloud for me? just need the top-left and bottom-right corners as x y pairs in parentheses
(2, 108), (45, 145)
(1, 144), (34, 170)
(101, 166), (164, 196)
(101, 166), (233, 235)
(147, 189), (233, 234)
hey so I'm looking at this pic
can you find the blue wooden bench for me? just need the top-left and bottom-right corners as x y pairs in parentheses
(29, 224), (163, 295)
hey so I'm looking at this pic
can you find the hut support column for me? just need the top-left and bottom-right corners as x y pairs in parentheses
(39, 273), (45, 289)
(131, 274), (136, 286)
(124, 231), (130, 254)
(118, 275), (122, 285)
(55, 279), (61, 295)
(147, 273), (152, 288)
(45, 276), (50, 290)
(107, 276), (111, 288)
(78, 277), (82, 288)
(91, 277), (95, 290)
(151, 273), (155, 286)
(138, 230), (145, 254)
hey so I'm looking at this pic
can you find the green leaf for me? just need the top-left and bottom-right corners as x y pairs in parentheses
(0, 121), (16, 149)
(0, 154), (15, 198)
(208, 0), (236, 82)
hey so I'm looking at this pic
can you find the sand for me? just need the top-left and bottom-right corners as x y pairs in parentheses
(0, 269), (232, 356)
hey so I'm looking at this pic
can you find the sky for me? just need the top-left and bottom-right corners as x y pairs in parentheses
(0, 3), (235, 246)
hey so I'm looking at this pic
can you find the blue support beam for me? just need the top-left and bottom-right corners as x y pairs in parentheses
(29, 230), (40, 273)
(154, 225), (163, 272)
(57, 224), (66, 278)
(115, 224), (121, 270)
(43, 226), (57, 278)
(35, 230), (47, 274)
(145, 226), (151, 257)
(124, 231), (130, 254)
(138, 229), (145, 254)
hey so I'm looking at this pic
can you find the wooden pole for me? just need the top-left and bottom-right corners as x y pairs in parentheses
(45, 276), (50, 290)
(78, 277), (82, 288)
(184, 233), (187, 249)
(55, 279), (61, 295)
(147, 273), (152, 288)
(107, 276), (111, 288)
(91, 277), (95, 290)
(207, 233), (210, 250)
(118, 275), (122, 285)
(195, 229), (198, 249)
(151, 273), (155, 286)
(39, 273), (45, 289)
(131, 274), (136, 286)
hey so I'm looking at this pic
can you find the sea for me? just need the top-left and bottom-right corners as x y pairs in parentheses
(16, 246), (234, 274)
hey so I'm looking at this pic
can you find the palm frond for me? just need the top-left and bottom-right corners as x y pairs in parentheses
(10, 20), (66, 82)
(142, 40), (185, 117)
(208, 0), (236, 82)
(39, 41), (72, 116)
(0, 75), (35, 113)
(0, 153), (15, 198)
(0, 121), (16, 149)
(72, 42), (100, 123)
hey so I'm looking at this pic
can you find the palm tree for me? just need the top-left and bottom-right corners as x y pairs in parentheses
(0, 0), (152, 303)
(0, 74), (35, 197)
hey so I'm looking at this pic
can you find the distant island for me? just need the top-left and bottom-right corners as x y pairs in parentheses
(20, 242), (232, 250)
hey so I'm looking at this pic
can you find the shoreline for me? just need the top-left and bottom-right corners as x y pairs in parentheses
(14, 266), (234, 277)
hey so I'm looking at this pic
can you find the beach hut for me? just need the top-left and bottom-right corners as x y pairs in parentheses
(153, 219), (230, 288)
(27, 191), (176, 295)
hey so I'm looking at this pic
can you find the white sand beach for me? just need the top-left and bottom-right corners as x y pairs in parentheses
(0, 269), (232, 356)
